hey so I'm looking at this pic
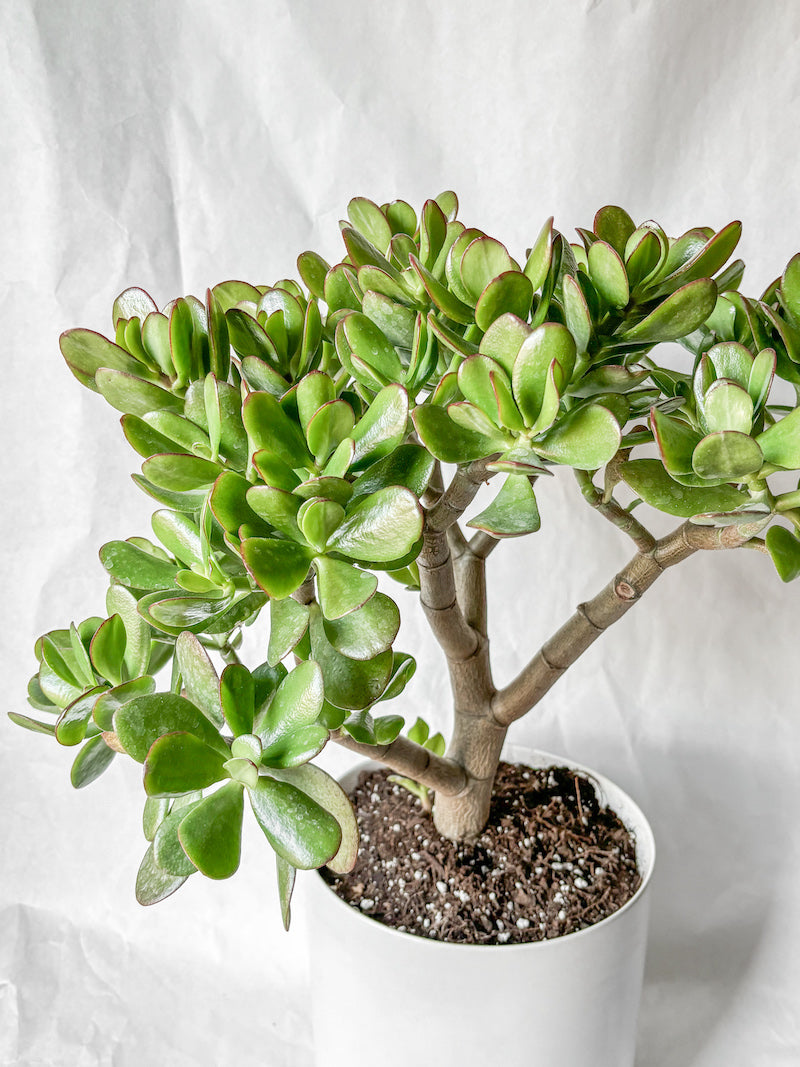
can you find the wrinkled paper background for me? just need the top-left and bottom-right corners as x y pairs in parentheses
(2, 1), (800, 1063)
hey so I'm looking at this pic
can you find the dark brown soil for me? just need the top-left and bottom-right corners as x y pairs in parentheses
(323, 761), (642, 945)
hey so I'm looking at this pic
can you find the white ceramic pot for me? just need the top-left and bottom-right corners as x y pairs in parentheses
(304, 744), (655, 1067)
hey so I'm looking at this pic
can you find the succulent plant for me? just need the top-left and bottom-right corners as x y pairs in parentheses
(13, 192), (800, 924)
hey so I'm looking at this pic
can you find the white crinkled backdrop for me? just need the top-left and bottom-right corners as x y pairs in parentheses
(2, 1), (799, 1063)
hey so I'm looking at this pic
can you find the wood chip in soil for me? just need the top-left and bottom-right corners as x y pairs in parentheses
(323, 761), (642, 945)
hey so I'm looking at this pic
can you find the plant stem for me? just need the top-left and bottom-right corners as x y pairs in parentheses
(491, 519), (759, 726)
(331, 729), (468, 795)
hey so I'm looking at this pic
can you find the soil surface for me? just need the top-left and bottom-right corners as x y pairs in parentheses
(323, 761), (642, 945)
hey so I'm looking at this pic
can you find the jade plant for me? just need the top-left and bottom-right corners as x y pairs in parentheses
(14, 192), (800, 925)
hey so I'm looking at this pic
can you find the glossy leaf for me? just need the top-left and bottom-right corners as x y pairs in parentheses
(314, 556), (378, 620)
(323, 592), (400, 660)
(757, 408), (800, 469)
(523, 217), (554, 291)
(512, 324), (575, 426)
(246, 486), (303, 541)
(475, 271), (533, 332)
(136, 843), (189, 905)
(691, 432), (763, 480)
(143, 731), (228, 797)
(153, 801), (201, 877)
(327, 487), (423, 562)
(92, 675), (156, 731)
(702, 380), (753, 434)
(593, 206), (635, 255)
(309, 606), (393, 710)
(241, 539), (313, 599)
(178, 782), (245, 879)
(467, 475), (540, 537)
(766, 525), (800, 582)
(142, 453), (221, 492)
(90, 615), (126, 687)
(534, 405), (621, 469)
(412, 404), (500, 464)
(249, 776), (341, 870)
(350, 384), (409, 469)
(242, 391), (312, 468)
(175, 632), (224, 729)
(621, 279), (717, 343)
(267, 598), (311, 666)
(114, 693), (227, 763)
(588, 241), (629, 308)
(621, 459), (747, 517)
(95, 369), (182, 418)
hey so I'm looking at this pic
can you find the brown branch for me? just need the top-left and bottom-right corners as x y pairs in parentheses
(491, 519), (757, 726)
(426, 457), (497, 533)
(468, 530), (500, 559)
(417, 527), (479, 660)
(573, 468), (656, 553)
(331, 730), (468, 796)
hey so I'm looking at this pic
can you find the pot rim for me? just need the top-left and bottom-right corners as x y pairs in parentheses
(308, 744), (656, 953)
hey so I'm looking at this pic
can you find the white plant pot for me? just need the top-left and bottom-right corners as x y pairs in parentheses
(303, 744), (655, 1067)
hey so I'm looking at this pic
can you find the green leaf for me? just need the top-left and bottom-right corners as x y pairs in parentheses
(90, 615), (127, 687)
(460, 236), (517, 304)
(766, 525), (800, 582)
(362, 290), (417, 348)
(143, 731), (228, 797)
(648, 220), (742, 298)
(276, 855), (296, 930)
(309, 606), (393, 710)
(323, 592), (400, 659)
(621, 279), (717, 343)
(240, 538), (313, 599)
(702, 380), (753, 435)
(60, 328), (156, 387)
(621, 459), (747, 517)
(298, 498), (345, 553)
(780, 253), (800, 324)
(246, 486), (303, 541)
(69, 735), (114, 787)
(474, 272), (533, 332)
(92, 675), (156, 731)
(350, 384), (409, 469)
(296, 372), (336, 429)
(268, 597), (311, 665)
(651, 409), (701, 477)
(114, 693), (227, 763)
(411, 404), (499, 464)
(523, 217), (553, 291)
(327, 487), (423, 563)
(153, 801), (202, 876)
(467, 475), (540, 537)
(341, 312), (404, 382)
(348, 197), (392, 253)
(314, 556), (378, 620)
(259, 660), (324, 749)
(106, 585), (151, 679)
(8, 712), (57, 737)
(306, 401), (356, 465)
(143, 797), (170, 842)
(593, 206), (635, 256)
(757, 408), (800, 469)
(350, 445), (435, 500)
(298, 251), (330, 300)
(562, 275), (592, 355)
(248, 776), (341, 870)
(220, 663), (256, 736)
(136, 842), (189, 905)
(376, 651), (417, 703)
(55, 685), (106, 746)
(409, 255), (474, 324)
(100, 540), (179, 590)
(692, 432), (763, 480)
(242, 391), (312, 468)
(534, 405), (621, 469)
(178, 781), (245, 879)
(479, 313), (531, 378)
(151, 510), (203, 569)
(707, 341), (753, 388)
(512, 324), (576, 426)
(142, 453), (221, 492)
(747, 349), (776, 409)
(175, 632), (224, 729)
(588, 241), (630, 308)
(95, 369), (183, 417)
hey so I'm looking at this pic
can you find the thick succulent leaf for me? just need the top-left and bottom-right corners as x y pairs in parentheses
(143, 797), (170, 842)
(707, 341), (753, 388)
(209, 471), (264, 535)
(175, 632), (224, 729)
(294, 476), (353, 507)
(298, 498), (345, 553)
(478, 314), (531, 377)
(651, 409), (702, 477)
(460, 237), (518, 304)
(593, 206), (635, 255)
(136, 843), (190, 905)
(309, 606), (393, 710)
(269, 763), (358, 875)
(219, 663), (256, 737)
(151, 510), (203, 569)
(523, 217), (554, 291)
(376, 651), (417, 703)
(95, 369), (182, 418)
(314, 556), (378, 620)
(747, 349), (776, 409)
(350, 444), (434, 500)
(766, 525), (800, 582)
(296, 372), (336, 430)
(306, 401), (356, 466)
(92, 675), (156, 731)
(268, 598), (311, 666)
(143, 731), (229, 797)
(350, 384), (409, 469)
(412, 404), (500, 464)
(588, 241), (630, 308)
(323, 592), (400, 660)
(409, 255), (474, 324)
(153, 801), (202, 876)
(467, 475), (540, 537)
(106, 585), (151, 679)
(475, 271), (533, 332)
(512, 324), (576, 426)
(562, 274), (592, 354)
(246, 486), (304, 541)
(240, 538), (313, 599)
(242, 392), (312, 468)
(757, 408), (800, 469)
(327, 487), (423, 562)
(702, 380), (753, 435)
(9, 712), (57, 737)
(248, 776), (341, 870)
(298, 251), (331, 299)
(621, 279), (717, 343)
(621, 459), (747, 517)
(142, 453), (221, 492)
(534, 405), (621, 469)
(648, 221), (742, 298)
(100, 540), (179, 590)
(259, 660), (324, 750)
(114, 693), (227, 763)
(780, 253), (800, 324)
(178, 781), (245, 879)
(55, 685), (106, 746)
(362, 290), (417, 348)
(341, 312), (404, 382)
(60, 328), (156, 387)
(692, 431), (763, 480)
(89, 615), (127, 687)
